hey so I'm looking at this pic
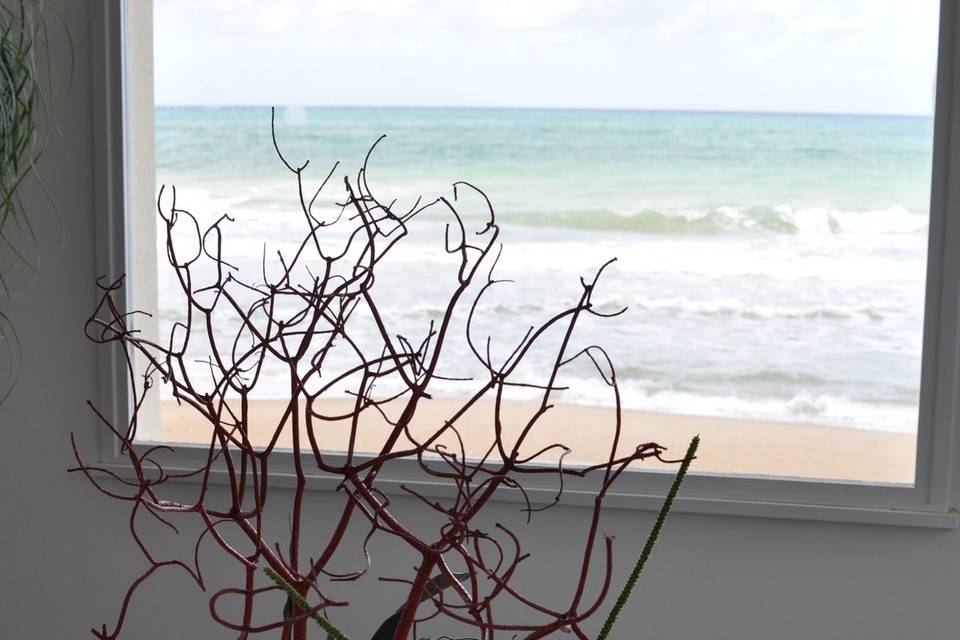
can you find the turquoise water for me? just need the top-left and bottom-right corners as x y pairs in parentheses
(155, 106), (933, 432)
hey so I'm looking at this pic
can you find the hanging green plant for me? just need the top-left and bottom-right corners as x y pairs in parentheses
(0, 0), (62, 402)
(1, 1), (41, 232)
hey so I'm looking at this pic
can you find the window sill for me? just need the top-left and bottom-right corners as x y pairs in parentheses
(101, 446), (959, 531)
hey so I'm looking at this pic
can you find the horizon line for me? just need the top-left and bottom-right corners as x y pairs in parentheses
(153, 103), (933, 119)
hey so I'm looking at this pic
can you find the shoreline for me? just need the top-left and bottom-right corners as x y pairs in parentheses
(158, 397), (916, 484)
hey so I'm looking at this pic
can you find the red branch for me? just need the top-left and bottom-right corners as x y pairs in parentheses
(73, 109), (675, 640)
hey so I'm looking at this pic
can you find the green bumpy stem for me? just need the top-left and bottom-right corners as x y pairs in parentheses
(262, 566), (352, 640)
(596, 434), (700, 640)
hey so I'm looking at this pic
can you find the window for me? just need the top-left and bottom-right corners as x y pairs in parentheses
(96, 0), (960, 527)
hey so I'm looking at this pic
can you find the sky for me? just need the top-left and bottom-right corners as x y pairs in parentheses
(152, 0), (941, 115)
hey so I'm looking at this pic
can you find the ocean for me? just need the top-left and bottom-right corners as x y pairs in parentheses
(155, 106), (933, 433)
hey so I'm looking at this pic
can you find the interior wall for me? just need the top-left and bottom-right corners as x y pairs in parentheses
(2, 2), (960, 638)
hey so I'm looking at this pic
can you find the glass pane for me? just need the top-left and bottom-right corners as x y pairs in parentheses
(138, 1), (940, 484)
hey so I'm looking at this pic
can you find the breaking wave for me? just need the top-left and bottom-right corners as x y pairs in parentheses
(504, 204), (927, 236)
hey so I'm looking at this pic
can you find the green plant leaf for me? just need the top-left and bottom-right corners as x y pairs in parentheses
(0, 0), (69, 404)
(262, 566), (352, 640)
(596, 434), (699, 640)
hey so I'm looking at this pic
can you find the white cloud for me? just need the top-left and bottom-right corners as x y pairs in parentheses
(177, 0), (423, 34)
(657, 2), (705, 37)
(155, 0), (940, 114)
(803, 4), (875, 38)
(259, 6), (297, 33)
(310, 0), (421, 20)
(471, 0), (585, 30)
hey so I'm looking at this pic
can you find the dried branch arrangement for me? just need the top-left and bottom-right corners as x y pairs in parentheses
(75, 110), (694, 639)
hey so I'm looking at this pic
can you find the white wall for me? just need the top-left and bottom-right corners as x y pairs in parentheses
(2, 2), (960, 638)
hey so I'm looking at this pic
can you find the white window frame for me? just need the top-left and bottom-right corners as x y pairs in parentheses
(91, 0), (960, 529)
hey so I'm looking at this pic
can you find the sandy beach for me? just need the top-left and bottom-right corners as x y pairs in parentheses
(158, 397), (915, 484)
